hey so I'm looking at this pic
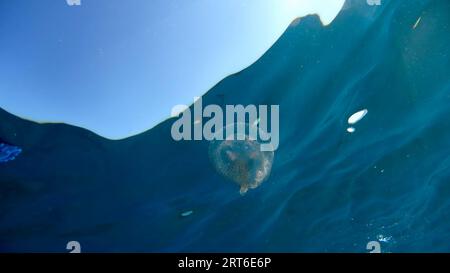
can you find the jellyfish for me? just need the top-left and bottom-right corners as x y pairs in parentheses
(209, 123), (274, 195)
(0, 142), (22, 163)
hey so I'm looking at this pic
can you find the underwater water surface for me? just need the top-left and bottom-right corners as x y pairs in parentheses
(0, 0), (450, 252)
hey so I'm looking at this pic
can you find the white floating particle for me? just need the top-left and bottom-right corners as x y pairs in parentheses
(413, 17), (422, 29)
(347, 127), (356, 133)
(348, 109), (368, 125)
(377, 234), (392, 243)
(181, 210), (193, 217)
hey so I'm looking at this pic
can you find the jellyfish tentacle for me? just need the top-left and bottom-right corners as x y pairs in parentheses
(239, 185), (249, 195)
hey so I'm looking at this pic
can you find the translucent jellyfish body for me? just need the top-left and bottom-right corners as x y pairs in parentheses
(0, 142), (22, 163)
(209, 123), (274, 195)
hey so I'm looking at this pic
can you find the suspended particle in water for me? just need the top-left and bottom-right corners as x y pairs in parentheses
(209, 123), (274, 195)
(413, 17), (422, 29)
(180, 210), (193, 217)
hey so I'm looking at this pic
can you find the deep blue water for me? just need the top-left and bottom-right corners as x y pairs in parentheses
(0, 0), (450, 252)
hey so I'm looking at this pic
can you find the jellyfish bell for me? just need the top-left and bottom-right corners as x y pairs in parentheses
(208, 123), (274, 195)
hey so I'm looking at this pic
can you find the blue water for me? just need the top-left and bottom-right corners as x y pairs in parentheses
(0, 0), (450, 252)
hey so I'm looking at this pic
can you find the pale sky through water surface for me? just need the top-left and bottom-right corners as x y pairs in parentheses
(0, 0), (345, 139)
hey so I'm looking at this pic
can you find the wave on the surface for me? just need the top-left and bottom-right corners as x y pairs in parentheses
(0, 0), (449, 252)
